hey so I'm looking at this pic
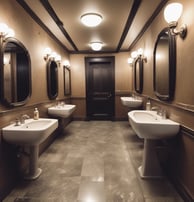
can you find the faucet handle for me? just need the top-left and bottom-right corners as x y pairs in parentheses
(15, 118), (21, 126)
(161, 109), (167, 119)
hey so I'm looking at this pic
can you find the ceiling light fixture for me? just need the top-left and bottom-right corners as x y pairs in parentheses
(81, 13), (102, 27)
(90, 42), (103, 51)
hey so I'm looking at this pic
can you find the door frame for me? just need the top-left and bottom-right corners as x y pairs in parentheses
(85, 56), (115, 120)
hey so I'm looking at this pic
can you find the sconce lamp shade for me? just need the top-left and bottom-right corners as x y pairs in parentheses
(128, 58), (133, 64)
(55, 54), (61, 62)
(0, 23), (15, 37)
(63, 60), (70, 67)
(131, 51), (138, 58)
(44, 47), (52, 56)
(164, 3), (183, 24)
(137, 48), (143, 56)
(6, 28), (15, 37)
(0, 23), (8, 35)
(50, 52), (57, 59)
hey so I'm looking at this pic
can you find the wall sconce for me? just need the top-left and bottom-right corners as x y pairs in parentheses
(164, 3), (187, 38)
(55, 54), (61, 65)
(128, 48), (147, 65)
(43, 47), (61, 64)
(0, 23), (15, 41)
(43, 47), (52, 60)
(127, 57), (134, 65)
(137, 48), (147, 62)
(63, 60), (70, 67)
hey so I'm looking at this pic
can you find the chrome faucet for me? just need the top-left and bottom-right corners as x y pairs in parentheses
(151, 106), (167, 119)
(20, 114), (30, 124)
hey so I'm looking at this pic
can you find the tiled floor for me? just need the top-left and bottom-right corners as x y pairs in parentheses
(4, 121), (183, 202)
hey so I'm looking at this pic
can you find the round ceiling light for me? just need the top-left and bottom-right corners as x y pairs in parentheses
(81, 13), (102, 27)
(90, 42), (103, 51)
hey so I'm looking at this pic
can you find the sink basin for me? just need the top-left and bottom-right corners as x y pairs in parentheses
(128, 110), (180, 139)
(128, 110), (180, 179)
(2, 118), (58, 180)
(2, 118), (58, 146)
(121, 97), (143, 108)
(48, 104), (76, 118)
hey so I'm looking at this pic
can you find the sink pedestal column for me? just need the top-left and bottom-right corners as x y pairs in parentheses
(24, 145), (42, 180)
(138, 139), (163, 179)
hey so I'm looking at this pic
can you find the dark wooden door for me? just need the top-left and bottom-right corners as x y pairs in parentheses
(85, 56), (115, 120)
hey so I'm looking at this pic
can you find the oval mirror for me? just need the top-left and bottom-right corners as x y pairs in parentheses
(64, 66), (71, 95)
(134, 57), (143, 94)
(153, 27), (176, 101)
(47, 60), (58, 99)
(0, 38), (31, 107)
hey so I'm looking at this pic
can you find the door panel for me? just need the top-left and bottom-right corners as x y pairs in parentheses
(85, 57), (115, 120)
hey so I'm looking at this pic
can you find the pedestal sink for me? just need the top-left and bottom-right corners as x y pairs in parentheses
(2, 118), (58, 180)
(120, 97), (143, 108)
(48, 104), (76, 118)
(128, 110), (180, 179)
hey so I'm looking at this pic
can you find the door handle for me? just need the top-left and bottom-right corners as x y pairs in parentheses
(107, 93), (112, 98)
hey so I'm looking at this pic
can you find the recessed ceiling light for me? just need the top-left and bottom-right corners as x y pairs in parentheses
(90, 42), (103, 51)
(80, 13), (102, 27)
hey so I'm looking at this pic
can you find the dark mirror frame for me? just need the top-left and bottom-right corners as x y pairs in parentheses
(47, 60), (58, 99)
(153, 27), (176, 101)
(0, 37), (31, 107)
(64, 66), (71, 95)
(134, 57), (143, 94)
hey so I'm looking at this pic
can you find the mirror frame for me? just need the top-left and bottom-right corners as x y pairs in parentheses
(64, 66), (71, 95)
(0, 37), (31, 107)
(153, 27), (176, 101)
(47, 59), (58, 99)
(134, 57), (143, 94)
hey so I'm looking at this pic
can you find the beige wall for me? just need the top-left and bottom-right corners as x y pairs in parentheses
(128, 0), (194, 200)
(130, 0), (194, 108)
(70, 53), (132, 120)
(0, 0), (70, 110)
(0, 0), (194, 200)
(0, 1), (70, 199)
(70, 52), (132, 97)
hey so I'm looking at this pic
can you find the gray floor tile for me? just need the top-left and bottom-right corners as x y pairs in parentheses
(3, 121), (183, 202)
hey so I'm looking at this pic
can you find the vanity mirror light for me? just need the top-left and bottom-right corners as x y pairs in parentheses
(0, 37), (31, 107)
(153, 27), (176, 101)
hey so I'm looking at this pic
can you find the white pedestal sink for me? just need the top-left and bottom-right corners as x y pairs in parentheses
(120, 97), (143, 108)
(48, 104), (76, 118)
(128, 110), (180, 179)
(2, 118), (58, 180)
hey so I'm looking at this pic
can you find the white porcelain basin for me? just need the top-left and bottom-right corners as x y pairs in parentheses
(128, 110), (180, 139)
(48, 104), (76, 118)
(2, 118), (58, 146)
(2, 118), (58, 180)
(121, 97), (143, 108)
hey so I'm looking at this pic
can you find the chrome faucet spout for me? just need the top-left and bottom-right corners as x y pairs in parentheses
(151, 106), (167, 119)
(20, 114), (30, 124)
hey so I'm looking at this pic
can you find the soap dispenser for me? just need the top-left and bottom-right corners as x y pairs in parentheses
(146, 99), (151, 110)
(34, 108), (39, 120)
